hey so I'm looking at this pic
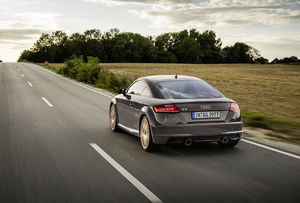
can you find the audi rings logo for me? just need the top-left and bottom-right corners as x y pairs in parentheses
(200, 105), (212, 110)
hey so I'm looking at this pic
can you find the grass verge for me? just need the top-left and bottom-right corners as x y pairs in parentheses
(242, 111), (300, 145)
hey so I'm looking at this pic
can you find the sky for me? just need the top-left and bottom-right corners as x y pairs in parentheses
(0, 0), (299, 62)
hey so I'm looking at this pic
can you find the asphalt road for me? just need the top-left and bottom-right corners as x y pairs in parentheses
(0, 62), (299, 203)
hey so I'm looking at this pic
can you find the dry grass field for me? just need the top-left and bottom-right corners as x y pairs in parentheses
(103, 63), (300, 124)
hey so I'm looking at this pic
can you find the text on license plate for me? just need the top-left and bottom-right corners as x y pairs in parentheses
(192, 111), (220, 119)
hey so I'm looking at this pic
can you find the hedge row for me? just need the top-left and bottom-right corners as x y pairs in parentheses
(52, 56), (131, 93)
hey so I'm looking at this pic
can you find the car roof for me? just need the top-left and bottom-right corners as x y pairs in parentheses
(139, 75), (201, 82)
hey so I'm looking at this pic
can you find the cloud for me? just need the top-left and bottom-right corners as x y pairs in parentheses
(221, 34), (300, 59)
(0, 28), (44, 41)
(224, 34), (300, 46)
(146, 5), (300, 26)
(0, 27), (43, 62)
(0, 10), (59, 61)
(85, 0), (189, 5)
(87, 0), (300, 27)
(0, 22), (53, 62)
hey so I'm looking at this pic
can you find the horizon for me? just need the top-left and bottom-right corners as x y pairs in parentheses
(0, 0), (300, 62)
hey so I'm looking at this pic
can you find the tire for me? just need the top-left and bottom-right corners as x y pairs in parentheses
(218, 139), (240, 148)
(110, 104), (120, 132)
(140, 116), (160, 152)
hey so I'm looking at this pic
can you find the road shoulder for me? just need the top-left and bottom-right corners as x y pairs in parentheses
(244, 127), (300, 155)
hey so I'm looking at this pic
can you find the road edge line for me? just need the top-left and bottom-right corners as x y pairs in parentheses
(241, 139), (300, 160)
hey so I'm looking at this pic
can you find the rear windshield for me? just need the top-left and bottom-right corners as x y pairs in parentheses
(155, 80), (223, 99)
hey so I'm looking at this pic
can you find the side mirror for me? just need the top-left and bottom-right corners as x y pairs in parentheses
(118, 88), (126, 96)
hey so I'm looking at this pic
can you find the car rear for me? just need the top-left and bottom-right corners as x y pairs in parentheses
(147, 78), (242, 145)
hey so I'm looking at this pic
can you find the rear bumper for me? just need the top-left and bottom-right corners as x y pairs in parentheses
(151, 121), (243, 144)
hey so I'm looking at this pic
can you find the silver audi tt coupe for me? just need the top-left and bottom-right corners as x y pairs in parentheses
(109, 75), (242, 151)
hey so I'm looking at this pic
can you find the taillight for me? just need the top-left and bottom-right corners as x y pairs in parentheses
(153, 105), (180, 113)
(230, 103), (239, 111)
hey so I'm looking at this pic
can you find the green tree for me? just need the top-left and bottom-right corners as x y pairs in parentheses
(271, 56), (299, 64)
(156, 50), (177, 63)
(176, 37), (201, 63)
(271, 58), (279, 64)
(282, 56), (299, 64)
(48, 31), (69, 62)
(112, 32), (156, 62)
(222, 42), (259, 63)
(155, 33), (173, 51)
(155, 29), (223, 63)
(197, 30), (223, 63)
(255, 57), (269, 64)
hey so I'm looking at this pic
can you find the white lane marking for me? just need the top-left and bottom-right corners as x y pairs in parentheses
(36, 66), (113, 98)
(34, 64), (298, 160)
(27, 82), (33, 87)
(21, 74), (24, 77)
(41, 97), (53, 107)
(90, 143), (163, 203)
(242, 139), (300, 160)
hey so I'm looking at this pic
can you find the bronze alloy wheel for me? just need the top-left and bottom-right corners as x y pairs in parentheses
(140, 117), (150, 149)
(140, 116), (160, 151)
(110, 104), (117, 131)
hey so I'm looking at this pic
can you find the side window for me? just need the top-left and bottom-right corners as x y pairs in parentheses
(127, 81), (145, 95)
(141, 86), (151, 97)
(127, 80), (151, 97)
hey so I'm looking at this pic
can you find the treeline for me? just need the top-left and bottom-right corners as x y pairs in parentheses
(18, 28), (270, 64)
(271, 56), (300, 64)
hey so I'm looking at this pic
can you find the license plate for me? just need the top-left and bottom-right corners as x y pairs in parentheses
(192, 111), (220, 119)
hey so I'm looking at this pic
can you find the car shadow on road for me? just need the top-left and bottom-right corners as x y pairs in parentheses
(116, 129), (242, 157)
(160, 142), (242, 157)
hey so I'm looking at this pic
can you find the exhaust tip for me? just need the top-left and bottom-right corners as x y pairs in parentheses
(185, 138), (192, 147)
(221, 136), (229, 144)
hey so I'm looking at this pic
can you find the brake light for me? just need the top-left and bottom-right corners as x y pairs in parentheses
(230, 103), (239, 111)
(153, 105), (180, 113)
